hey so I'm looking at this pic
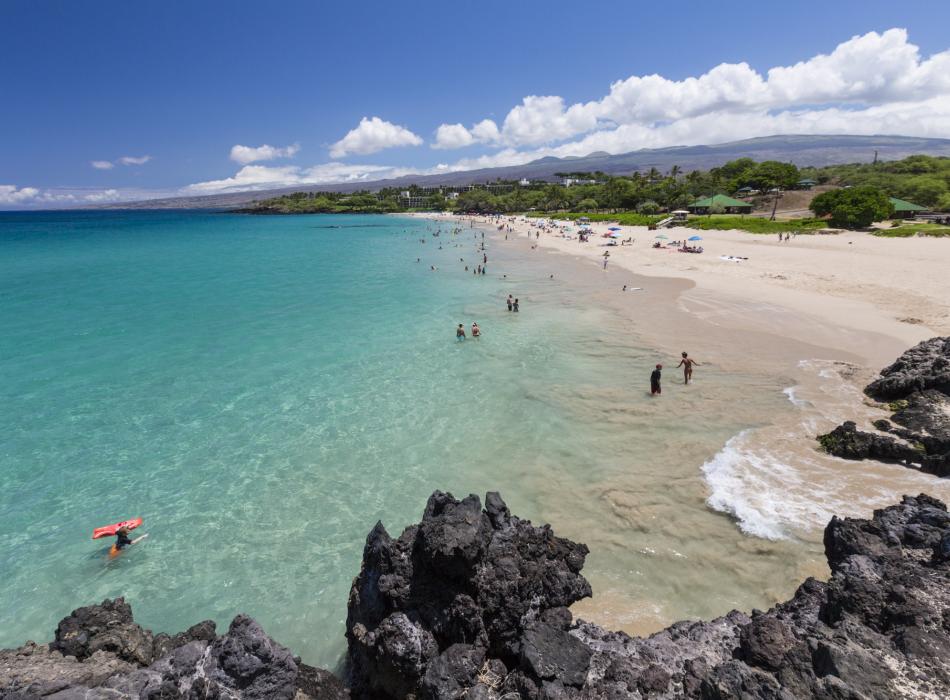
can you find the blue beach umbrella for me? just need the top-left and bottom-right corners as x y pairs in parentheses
(608, 227), (622, 231)
(688, 235), (703, 241)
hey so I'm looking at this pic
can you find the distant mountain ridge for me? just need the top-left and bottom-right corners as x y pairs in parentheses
(94, 135), (950, 210)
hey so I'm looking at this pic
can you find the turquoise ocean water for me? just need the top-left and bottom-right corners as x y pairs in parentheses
(2, 210), (822, 667)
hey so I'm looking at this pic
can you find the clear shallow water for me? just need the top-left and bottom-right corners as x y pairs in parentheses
(3, 211), (946, 667)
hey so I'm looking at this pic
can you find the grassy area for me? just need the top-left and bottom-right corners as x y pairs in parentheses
(681, 215), (827, 234)
(873, 223), (950, 238)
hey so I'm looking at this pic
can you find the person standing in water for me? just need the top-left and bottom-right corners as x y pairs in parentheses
(471, 322), (481, 338)
(650, 364), (662, 395)
(513, 298), (520, 312)
(456, 324), (466, 341)
(507, 295), (513, 312)
(677, 352), (700, 384)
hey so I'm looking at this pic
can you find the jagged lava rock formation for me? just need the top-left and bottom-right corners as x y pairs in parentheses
(0, 597), (347, 699)
(818, 337), (950, 476)
(4, 490), (950, 698)
(346, 490), (950, 699)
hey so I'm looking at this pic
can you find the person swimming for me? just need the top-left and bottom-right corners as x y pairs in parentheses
(114, 526), (133, 550)
(650, 364), (662, 395)
(677, 352), (700, 384)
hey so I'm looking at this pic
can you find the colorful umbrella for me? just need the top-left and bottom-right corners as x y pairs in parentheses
(608, 227), (622, 231)
(688, 235), (703, 241)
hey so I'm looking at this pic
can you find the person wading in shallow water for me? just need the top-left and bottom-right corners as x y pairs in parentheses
(650, 364), (662, 395)
(677, 351), (700, 384)
(456, 324), (466, 341)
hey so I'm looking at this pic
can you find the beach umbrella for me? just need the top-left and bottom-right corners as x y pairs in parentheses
(655, 234), (668, 239)
(608, 226), (622, 231)
(688, 235), (703, 241)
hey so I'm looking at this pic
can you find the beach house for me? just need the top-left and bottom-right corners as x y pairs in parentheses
(687, 194), (754, 215)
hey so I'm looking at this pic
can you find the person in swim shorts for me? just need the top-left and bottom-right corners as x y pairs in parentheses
(650, 364), (662, 395)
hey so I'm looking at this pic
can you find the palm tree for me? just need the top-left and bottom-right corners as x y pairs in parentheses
(646, 167), (661, 183)
(669, 165), (682, 179)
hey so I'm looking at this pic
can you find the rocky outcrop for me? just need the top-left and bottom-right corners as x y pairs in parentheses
(819, 337), (950, 476)
(345, 490), (592, 698)
(5, 491), (950, 699)
(346, 490), (950, 699)
(1, 598), (348, 699)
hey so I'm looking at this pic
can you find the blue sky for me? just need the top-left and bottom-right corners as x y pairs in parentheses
(2, 0), (949, 206)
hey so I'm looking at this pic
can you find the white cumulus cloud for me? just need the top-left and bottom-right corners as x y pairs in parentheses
(118, 155), (151, 165)
(184, 161), (422, 195)
(431, 28), (950, 155)
(91, 160), (115, 170)
(83, 189), (122, 202)
(329, 117), (422, 158)
(0, 185), (41, 204)
(230, 143), (300, 165)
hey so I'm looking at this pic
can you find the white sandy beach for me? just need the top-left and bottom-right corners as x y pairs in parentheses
(425, 213), (949, 370)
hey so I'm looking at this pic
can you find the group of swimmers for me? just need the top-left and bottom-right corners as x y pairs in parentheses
(650, 352), (700, 395)
(457, 322), (480, 341)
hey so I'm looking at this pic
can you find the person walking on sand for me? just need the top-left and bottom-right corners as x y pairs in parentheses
(650, 364), (662, 395)
(677, 352), (700, 384)
(456, 324), (466, 341)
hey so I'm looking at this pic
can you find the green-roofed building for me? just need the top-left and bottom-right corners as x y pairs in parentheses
(687, 194), (753, 215)
(889, 197), (928, 218)
(797, 178), (818, 189)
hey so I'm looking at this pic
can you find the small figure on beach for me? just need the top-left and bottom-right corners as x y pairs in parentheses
(650, 364), (662, 395)
(456, 324), (466, 341)
(677, 352), (700, 384)
(471, 322), (480, 338)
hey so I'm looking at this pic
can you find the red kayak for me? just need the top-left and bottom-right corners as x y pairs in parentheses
(92, 518), (143, 540)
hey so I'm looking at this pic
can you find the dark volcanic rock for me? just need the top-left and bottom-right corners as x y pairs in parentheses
(4, 490), (950, 699)
(865, 337), (950, 400)
(818, 337), (950, 476)
(346, 491), (950, 699)
(346, 490), (591, 698)
(2, 600), (345, 699)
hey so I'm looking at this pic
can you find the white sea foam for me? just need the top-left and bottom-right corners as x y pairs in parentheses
(782, 386), (810, 408)
(702, 430), (795, 540)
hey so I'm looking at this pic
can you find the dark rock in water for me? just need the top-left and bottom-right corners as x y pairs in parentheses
(2, 600), (346, 699)
(817, 420), (923, 464)
(344, 491), (950, 699)
(818, 337), (950, 476)
(4, 491), (950, 698)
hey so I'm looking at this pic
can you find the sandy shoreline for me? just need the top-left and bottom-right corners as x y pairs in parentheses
(417, 212), (949, 371)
